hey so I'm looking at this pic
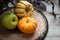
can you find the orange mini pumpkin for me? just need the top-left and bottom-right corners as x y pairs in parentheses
(18, 17), (37, 34)
(15, 1), (34, 18)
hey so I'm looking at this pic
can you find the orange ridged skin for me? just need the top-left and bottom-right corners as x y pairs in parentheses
(18, 17), (37, 34)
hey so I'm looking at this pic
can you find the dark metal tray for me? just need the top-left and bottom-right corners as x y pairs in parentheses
(0, 7), (48, 40)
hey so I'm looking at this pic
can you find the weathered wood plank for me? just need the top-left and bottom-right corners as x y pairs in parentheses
(45, 37), (60, 40)
(42, 0), (60, 40)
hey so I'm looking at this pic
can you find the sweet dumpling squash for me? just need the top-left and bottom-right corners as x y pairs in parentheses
(15, 1), (34, 18)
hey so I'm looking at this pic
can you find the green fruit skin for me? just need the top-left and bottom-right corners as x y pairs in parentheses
(2, 13), (18, 30)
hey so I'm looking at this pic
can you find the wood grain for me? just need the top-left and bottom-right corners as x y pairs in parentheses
(0, 11), (47, 40)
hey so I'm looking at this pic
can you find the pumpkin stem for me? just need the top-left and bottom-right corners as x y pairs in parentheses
(26, 19), (29, 23)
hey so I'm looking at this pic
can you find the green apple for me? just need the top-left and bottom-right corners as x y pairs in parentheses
(2, 13), (18, 30)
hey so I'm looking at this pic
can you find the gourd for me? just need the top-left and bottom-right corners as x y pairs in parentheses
(18, 17), (37, 34)
(15, 1), (34, 18)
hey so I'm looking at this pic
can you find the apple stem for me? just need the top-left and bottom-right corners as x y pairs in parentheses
(13, 18), (15, 22)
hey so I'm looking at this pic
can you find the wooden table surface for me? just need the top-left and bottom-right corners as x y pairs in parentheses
(0, 0), (60, 40)
(40, 0), (60, 40)
(7, 0), (60, 40)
